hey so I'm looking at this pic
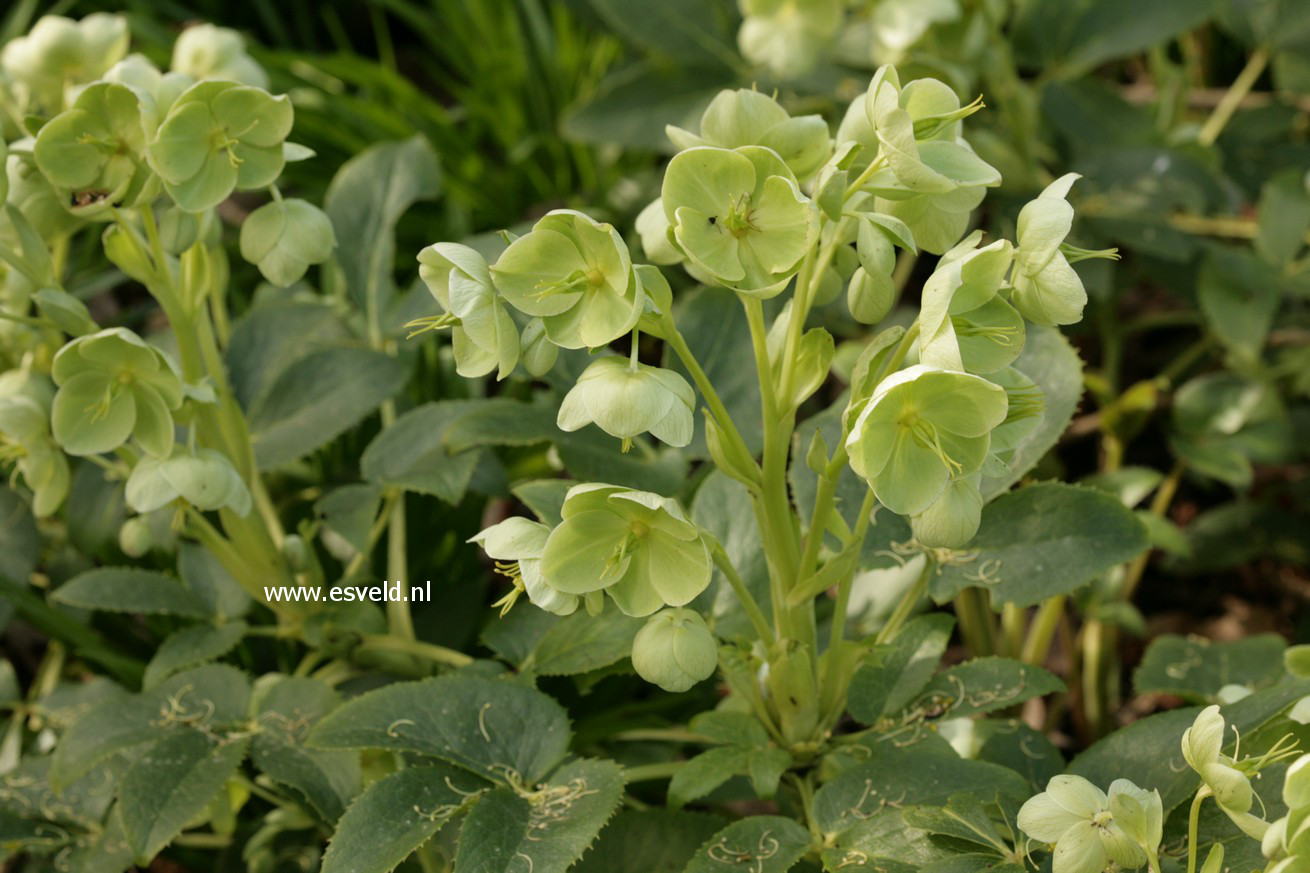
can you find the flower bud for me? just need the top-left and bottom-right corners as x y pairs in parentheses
(631, 608), (718, 692)
(282, 534), (310, 573)
(846, 266), (894, 324)
(910, 475), (983, 549)
(519, 319), (558, 377)
(1200, 844), (1224, 873)
(118, 517), (153, 558)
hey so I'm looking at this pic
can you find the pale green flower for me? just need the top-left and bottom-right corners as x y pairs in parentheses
(1011, 173), (1087, 326)
(737, 0), (843, 80)
(125, 445), (251, 517)
(846, 364), (1007, 516)
(846, 266), (894, 324)
(631, 607), (718, 692)
(918, 232), (1019, 374)
(416, 242), (519, 379)
(1181, 705), (1269, 840)
(0, 14), (129, 114)
(540, 484), (712, 617)
(667, 89), (832, 181)
(104, 54), (195, 117)
(557, 357), (694, 450)
(470, 517), (577, 617)
(51, 327), (183, 458)
(0, 391), (70, 517)
(170, 24), (268, 88)
(34, 82), (157, 218)
(662, 145), (819, 297)
(1017, 775), (1148, 873)
(240, 197), (336, 287)
(635, 199), (683, 266)
(146, 80), (293, 212)
(491, 210), (644, 349)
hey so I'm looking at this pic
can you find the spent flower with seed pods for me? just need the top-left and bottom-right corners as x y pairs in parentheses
(125, 445), (252, 518)
(661, 145), (819, 297)
(666, 88), (832, 182)
(846, 364), (1008, 516)
(470, 517), (578, 617)
(631, 607), (719, 692)
(239, 196), (336, 287)
(538, 484), (712, 617)
(50, 327), (183, 458)
(556, 356), (695, 451)
(490, 209), (644, 349)
(146, 79), (293, 212)
(415, 242), (519, 379)
(1017, 775), (1148, 873)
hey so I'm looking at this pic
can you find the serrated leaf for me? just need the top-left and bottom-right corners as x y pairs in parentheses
(1133, 634), (1287, 702)
(361, 401), (482, 503)
(574, 809), (726, 873)
(178, 543), (251, 620)
(454, 758), (624, 873)
(683, 815), (811, 872)
(688, 711), (770, 747)
(226, 301), (350, 409)
(914, 658), (1065, 720)
(321, 764), (486, 873)
(668, 746), (751, 809)
(902, 794), (1012, 855)
(976, 720), (1063, 792)
(250, 676), (362, 824)
(142, 622), (247, 688)
(250, 347), (408, 469)
(814, 745), (1028, 835)
(525, 609), (643, 676)
(52, 665), (251, 790)
(52, 567), (209, 618)
(848, 614), (955, 725)
(308, 675), (571, 784)
(443, 399), (558, 454)
(930, 484), (1150, 608)
(315, 483), (383, 554)
(120, 729), (249, 863)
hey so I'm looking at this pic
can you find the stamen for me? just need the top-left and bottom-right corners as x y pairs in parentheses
(908, 418), (963, 475)
(404, 311), (460, 338)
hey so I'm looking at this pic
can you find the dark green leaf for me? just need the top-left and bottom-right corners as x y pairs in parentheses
(574, 809), (726, 873)
(360, 401), (482, 503)
(915, 658), (1065, 720)
(848, 614), (955, 725)
(683, 815), (811, 873)
(525, 609), (643, 676)
(52, 567), (208, 619)
(142, 622), (247, 689)
(1134, 633), (1287, 702)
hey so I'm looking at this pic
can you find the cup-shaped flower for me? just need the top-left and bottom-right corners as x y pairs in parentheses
(667, 89), (832, 181)
(0, 14), (129, 114)
(1011, 173), (1087, 327)
(146, 80), (293, 212)
(51, 327), (183, 458)
(540, 484), (712, 617)
(557, 357), (695, 451)
(1107, 781), (1163, 857)
(170, 24), (268, 88)
(490, 210), (644, 349)
(662, 146), (819, 297)
(470, 517), (577, 617)
(33, 82), (157, 218)
(1017, 775), (1147, 873)
(0, 395), (70, 517)
(737, 0), (843, 80)
(240, 197), (336, 287)
(416, 242), (519, 379)
(846, 365), (1007, 516)
(125, 446), (251, 517)
(631, 607), (718, 692)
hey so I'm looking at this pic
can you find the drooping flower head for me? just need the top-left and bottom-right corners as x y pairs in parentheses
(1011, 173), (1100, 327)
(469, 517), (577, 617)
(239, 197), (336, 287)
(51, 327), (183, 458)
(631, 607), (718, 692)
(661, 145), (819, 297)
(491, 209), (644, 349)
(917, 232), (1018, 374)
(1, 14), (129, 114)
(1180, 705), (1270, 840)
(125, 446), (251, 519)
(845, 364), (1008, 516)
(736, 0), (843, 80)
(540, 484), (712, 617)
(416, 242), (520, 379)
(557, 357), (694, 451)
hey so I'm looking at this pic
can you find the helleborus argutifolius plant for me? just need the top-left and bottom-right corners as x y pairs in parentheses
(0, 13), (129, 114)
(1017, 775), (1149, 873)
(33, 81), (156, 218)
(491, 209), (645, 349)
(631, 607), (719, 692)
(50, 328), (183, 458)
(146, 80), (293, 212)
(0, 393), (70, 517)
(846, 364), (1008, 516)
(557, 356), (695, 450)
(469, 517), (578, 617)
(415, 242), (519, 379)
(239, 196), (336, 287)
(170, 24), (268, 88)
(125, 445), (252, 518)
(539, 484), (712, 617)
(737, 0), (843, 80)
(661, 145), (819, 296)
(666, 88), (832, 182)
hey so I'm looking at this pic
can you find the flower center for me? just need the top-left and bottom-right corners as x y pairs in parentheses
(901, 414), (964, 476)
(721, 192), (757, 239)
(533, 266), (605, 300)
(952, 317), (1020, 346)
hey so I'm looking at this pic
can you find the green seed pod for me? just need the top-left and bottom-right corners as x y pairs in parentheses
(240, 197), (336, 287)
(846, 266), (894, 324)
(118, 516), (153, 558)
(631, 607), (717, 692)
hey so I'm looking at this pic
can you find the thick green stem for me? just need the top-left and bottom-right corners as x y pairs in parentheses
(1187, 789), (1211, 873)
(875, 554), (933, 645)
(713, 544), (775, 645)
(828, 489), (878, 654)
(955, 587), (996, 656)
(1021, 596), (1065, 665)
(623, 760), (685, 783)
(1197, 47), (1270, 146)
(356, 633), (472, 668)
